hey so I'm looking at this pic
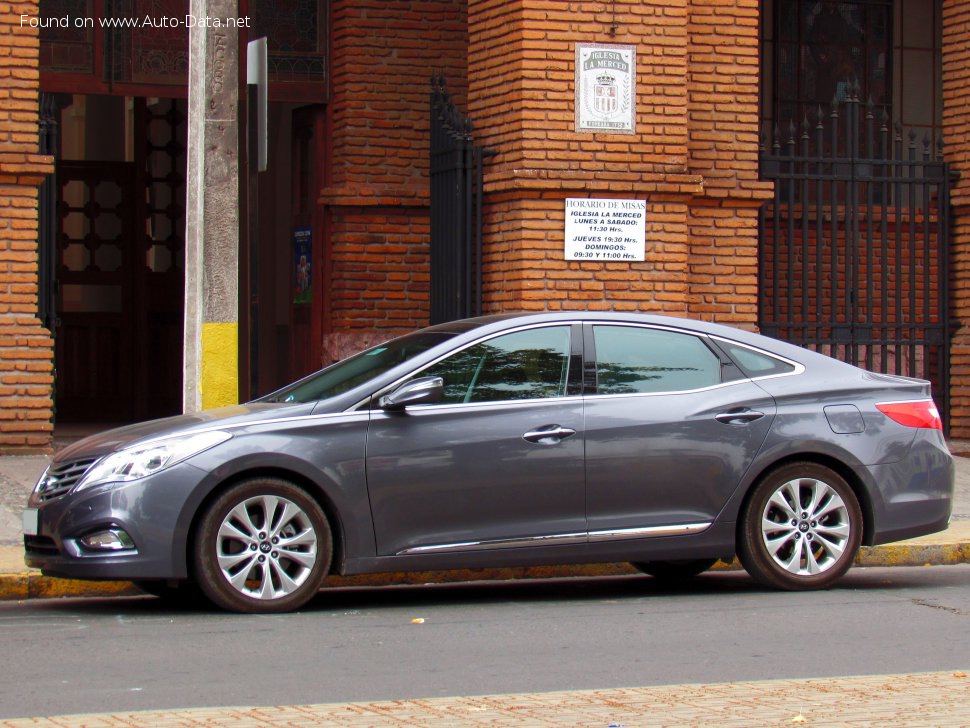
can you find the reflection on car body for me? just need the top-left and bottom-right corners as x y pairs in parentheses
(24, 312), (954, 612)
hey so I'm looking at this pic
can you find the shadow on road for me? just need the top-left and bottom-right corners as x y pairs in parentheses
(7, 563), (968, 617)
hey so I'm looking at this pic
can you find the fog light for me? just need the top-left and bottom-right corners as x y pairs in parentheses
(78, 529), (135, 552)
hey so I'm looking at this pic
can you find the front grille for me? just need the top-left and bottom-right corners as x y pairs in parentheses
(24, 535), (59, 556)
(35, 457), (98, 501)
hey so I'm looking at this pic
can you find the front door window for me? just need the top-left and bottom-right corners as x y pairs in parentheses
(418, 326), (572, 404)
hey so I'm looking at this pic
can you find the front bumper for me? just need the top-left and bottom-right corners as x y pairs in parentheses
(24, 462), (208, 580)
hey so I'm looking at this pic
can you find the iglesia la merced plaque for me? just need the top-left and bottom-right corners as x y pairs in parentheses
(575, 43), (636, 134)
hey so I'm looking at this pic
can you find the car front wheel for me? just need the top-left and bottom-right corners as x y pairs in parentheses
(738, 463), (863, 590)
(194, 478), (332, 613)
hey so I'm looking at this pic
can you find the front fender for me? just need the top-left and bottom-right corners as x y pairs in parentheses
(177, 421), (372, 576)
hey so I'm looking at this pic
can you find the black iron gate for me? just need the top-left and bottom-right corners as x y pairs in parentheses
(758, 90), (952, 423)
(429, 76), (491, 324)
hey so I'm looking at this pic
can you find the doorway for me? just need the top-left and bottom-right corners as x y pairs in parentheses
(51, 95), (186, 423)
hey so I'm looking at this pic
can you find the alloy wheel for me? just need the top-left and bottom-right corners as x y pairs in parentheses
(738, 462), (863, 591)
(215, 494), (319, 599)
(194, 479), (332, 613)
(760, 477), (851, 576)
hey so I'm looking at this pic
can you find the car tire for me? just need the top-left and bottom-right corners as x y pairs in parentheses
(631, 558), (718, 581)
(738, 462), (863, 590)
(193, 478), (332, 613)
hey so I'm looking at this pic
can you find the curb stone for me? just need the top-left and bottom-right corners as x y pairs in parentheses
(1, 540), (967, 602)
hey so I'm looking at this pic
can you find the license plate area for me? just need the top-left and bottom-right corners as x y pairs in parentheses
(22, 508), (39, 536)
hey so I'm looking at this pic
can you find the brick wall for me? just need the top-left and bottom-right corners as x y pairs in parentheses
(943, 0), (970, 437)
(685, 0), (769, 326)
(467, 0), (770, 319)
(0, 3), (54, 453)
(316, 0), (770, 362)
(319, 0), (467, 363)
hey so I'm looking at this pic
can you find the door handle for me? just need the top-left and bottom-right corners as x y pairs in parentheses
(523, 425), (577, 444)
(715, 409), (765, 425)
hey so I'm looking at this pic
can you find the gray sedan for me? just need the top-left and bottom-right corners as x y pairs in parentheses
(24, 313), (953, 612)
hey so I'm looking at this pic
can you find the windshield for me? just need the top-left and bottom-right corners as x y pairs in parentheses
(264, 331), (456, 403)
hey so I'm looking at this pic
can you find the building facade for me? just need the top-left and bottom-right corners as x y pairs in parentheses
(1, 0), (969, 452)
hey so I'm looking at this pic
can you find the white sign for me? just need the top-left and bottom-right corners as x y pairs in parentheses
(575, 43), (636, 134)
(564, 198), (646, 261)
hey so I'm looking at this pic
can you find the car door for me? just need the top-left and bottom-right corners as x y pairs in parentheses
(365, 324), (586, 556)
(583, 323), (776, 536)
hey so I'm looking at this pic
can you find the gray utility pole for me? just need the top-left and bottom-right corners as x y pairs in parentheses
(183, 0), (241, 413)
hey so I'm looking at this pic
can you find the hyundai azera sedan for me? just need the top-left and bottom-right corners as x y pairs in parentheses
(25, 312), (953, 612)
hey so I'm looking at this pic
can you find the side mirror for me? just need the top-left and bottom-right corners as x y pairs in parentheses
(379, 376), (444, 411)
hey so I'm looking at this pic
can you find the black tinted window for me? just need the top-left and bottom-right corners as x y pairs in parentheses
(593, 326), (720, 394)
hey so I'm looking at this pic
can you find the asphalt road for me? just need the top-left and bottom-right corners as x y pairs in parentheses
(1, 565), (968, 720)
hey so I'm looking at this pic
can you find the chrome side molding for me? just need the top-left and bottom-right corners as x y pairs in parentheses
(396, 522), (712, 556)
(587, 522), (711, 542)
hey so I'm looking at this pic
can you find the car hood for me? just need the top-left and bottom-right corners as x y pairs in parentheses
(54, 401), (314, 463)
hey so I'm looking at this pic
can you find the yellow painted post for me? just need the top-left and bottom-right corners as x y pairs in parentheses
(200, 322), (239, 409)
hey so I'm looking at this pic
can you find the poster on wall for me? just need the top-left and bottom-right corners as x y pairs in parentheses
(292, 227), (312, 304)
(575, 43), (636, 134)
(564, 198), (646, 261)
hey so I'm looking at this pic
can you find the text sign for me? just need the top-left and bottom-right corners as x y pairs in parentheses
(564, 198), (646, 261)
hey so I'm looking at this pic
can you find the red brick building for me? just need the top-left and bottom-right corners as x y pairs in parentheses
(2, 0), (969, 452)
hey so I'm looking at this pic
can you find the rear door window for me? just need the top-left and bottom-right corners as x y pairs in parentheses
(592, 325), (721, 394)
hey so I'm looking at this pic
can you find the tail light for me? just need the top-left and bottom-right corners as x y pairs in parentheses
(876, 400), (943, 430)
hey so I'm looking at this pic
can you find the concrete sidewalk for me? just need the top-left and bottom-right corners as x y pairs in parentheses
(0, 444), (968, 602)
(2, 670), (968, 726)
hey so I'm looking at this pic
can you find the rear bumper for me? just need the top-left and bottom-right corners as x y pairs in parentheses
(867, 430), (953, 545)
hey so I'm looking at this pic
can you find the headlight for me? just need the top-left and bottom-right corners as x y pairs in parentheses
(75, 430), (232, 492)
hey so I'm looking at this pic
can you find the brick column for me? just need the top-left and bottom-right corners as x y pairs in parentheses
(467, 0), (770, 318)
(0, 5), (54, 453)
(943, 0), (970, 436)
(686, 0), (772, 326)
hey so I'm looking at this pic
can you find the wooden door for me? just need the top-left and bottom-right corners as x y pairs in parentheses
(55, 161), (137, 422)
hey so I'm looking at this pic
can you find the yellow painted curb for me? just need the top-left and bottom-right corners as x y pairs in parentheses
(855, 541), (970, 568)
(0, 574), (139, 600)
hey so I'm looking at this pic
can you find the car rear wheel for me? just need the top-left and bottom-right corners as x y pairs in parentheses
(739, 463), (862, 590)
(632, 558), (718, 581)
(193, 478), (332, 613)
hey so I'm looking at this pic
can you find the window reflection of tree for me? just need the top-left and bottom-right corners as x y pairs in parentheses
(424, 345), (569, 403)
(596, 362), (705, 395)
(592, 327), (720, 395)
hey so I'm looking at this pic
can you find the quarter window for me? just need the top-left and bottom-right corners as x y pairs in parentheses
(718, 341), (797, 378)
(419, 326), (572, 404)
(593, 326), (721, 394)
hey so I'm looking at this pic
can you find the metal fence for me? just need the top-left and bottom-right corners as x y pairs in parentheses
(429, 75), (491, 324)
(758, 89), (952, 422)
